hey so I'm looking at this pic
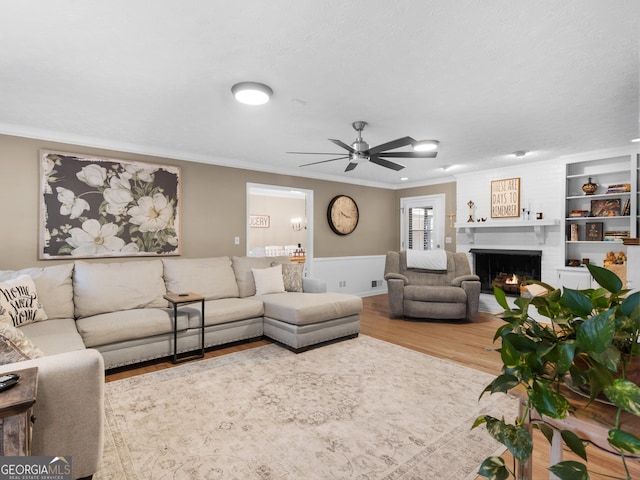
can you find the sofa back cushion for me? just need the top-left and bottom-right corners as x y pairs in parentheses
(231, 256), (290, 298)
(162, 257), (239, 300)
(74, 260), (167, 318)
(0, 263), (74, 320)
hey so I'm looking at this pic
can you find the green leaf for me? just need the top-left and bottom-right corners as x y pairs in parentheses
(504, 332), (538, 353)
(548, 460), (589, 480)
(604, 379), (640, 415)
(553, 342), (576, 374)
(608, 428), (640, 454)
(478, 456), (510, 480)
(563, 288), (593, 318)
(530, 381), (571, 418)
(534, 423), (555, 445)
(576, 311), (615, 354)
(484, 417), (533, 463)
(489, 374), (520, 394)
(584, 364), (614, 402)
(621, 291), (640, 317)
(500, 336), (521, 368)
(587, 263), (622, 293)
(494, 286), (509, 311)
(560, 430), (587, 461)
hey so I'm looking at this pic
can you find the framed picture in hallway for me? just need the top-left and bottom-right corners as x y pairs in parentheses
(39, 150), (181, 259)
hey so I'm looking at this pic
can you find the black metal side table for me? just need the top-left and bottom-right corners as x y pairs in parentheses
(163, 292), (205, 363)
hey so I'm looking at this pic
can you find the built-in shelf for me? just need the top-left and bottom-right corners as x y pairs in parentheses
(454, 219), (559, 244)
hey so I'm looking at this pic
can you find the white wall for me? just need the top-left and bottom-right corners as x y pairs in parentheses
(311, 255), (387, 297)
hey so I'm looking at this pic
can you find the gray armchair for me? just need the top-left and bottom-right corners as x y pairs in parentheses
(384, 250), (481, 320)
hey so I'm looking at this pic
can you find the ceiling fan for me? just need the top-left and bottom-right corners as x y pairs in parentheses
(289, 121), (438, 172)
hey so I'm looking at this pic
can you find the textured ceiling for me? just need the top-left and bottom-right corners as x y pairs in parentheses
(1, 1), (638, 188)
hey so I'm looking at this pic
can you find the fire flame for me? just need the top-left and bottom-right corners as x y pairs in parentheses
(505, 274), (519, 285)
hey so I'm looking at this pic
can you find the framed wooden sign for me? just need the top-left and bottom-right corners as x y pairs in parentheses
(491, 177), (521, 218)
(249, 215), (270, 228)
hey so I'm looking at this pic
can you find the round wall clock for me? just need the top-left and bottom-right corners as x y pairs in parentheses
(327, 195), (359, 235)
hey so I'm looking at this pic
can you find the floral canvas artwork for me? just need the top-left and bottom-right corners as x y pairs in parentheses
(40, 150), (181, 259)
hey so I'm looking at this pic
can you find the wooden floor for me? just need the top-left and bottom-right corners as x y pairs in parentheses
(106, 295), (639, 480)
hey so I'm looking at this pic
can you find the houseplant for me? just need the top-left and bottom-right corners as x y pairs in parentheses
(473, 263), (640, 480)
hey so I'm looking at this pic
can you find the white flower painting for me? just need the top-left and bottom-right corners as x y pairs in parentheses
(40, 151), (180, 259)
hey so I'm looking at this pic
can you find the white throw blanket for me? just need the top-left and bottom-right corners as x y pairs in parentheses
(406, 249), (448, 270)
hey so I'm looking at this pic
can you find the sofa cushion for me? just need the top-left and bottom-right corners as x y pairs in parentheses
(252, 265), (285, 295)
(0, 263), (74, 320)
(231, 256), (290, 298)
(404, 285), (467, 303)
(259, 292), (362, 326)
(162, 257), (239, 300)
(186, 297), (264, 329)
(19, 318), (86, 355)
(0, 275), (48, 327)
(76, 308), (188, 348)
(273, 262), (304, 292)
(0, 323), (45, 365)
(74, 260), (167, 318)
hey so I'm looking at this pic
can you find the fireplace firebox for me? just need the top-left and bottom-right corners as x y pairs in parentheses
(470, 249), (542, 296)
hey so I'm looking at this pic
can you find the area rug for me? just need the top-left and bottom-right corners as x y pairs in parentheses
(96, 335), (516, 480)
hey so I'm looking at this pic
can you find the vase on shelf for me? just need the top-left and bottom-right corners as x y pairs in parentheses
(582, 177), (598, 195)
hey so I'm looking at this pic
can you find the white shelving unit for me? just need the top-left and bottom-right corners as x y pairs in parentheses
(559, 152), (639, 288)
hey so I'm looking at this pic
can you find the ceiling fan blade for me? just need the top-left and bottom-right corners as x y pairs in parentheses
(367, 136), (415, 155)
(329, 139), (356, 153)
(299, 156), (350, 167)
(376, 151), (438, 158)
(344, 162), (358, 172)
(287, 151), (346, 155)
(369, 155), (405, 171)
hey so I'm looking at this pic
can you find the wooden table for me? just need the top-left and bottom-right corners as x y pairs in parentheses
(518, 383), (640, 480)
(0, 366), (38, 456)
(163, 292), (205, 363)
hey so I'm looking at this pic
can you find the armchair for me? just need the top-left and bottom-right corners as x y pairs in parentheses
(384, 250), (481, 320)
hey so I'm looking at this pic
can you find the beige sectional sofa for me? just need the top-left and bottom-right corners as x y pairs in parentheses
(0, 255), (362, 479)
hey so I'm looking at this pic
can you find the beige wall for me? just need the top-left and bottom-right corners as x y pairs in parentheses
(0, 134), (456, 270)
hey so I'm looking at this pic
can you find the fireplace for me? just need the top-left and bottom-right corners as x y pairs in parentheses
(470, 249), (542, 296)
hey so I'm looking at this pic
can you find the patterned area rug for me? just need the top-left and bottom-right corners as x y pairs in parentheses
(96, 335), (516, 480)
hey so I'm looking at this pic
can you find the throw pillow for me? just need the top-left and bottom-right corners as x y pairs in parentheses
(0, 323), (45, 365)
(273, 262), (304, 292)
(0, 275), (48, 327)
(252, 265), (285, 296)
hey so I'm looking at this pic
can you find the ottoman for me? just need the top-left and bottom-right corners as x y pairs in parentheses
(258, 292), (362, 352)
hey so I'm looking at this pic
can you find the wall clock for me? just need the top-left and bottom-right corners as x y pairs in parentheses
(327, 195), (359, 235)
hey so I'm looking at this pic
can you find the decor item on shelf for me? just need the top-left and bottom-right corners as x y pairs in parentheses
(581, 258), (590, 265)
(490, 177), (520, 218)
(567, 259), (581, 267)
(536, 212), (543, 220)
(479, 217), (487, 222)
(581, 176), (598, 195)
(473, 264), (640, 480)
(467, 200), (475, 222)
(570, 223), (579, 242)
(291, 217), (306, 231)
(569, 209), (589, 217)
(40, 150), (181, 259)
(591, 198), (621, 217)
(604, 251), (626, 266)
(585, 221), (603, 241)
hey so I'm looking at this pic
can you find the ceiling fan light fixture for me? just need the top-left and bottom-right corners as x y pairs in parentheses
(231, 82), (273, 105)
(631, 137), (640, 143)
(413, 140), (439, 152)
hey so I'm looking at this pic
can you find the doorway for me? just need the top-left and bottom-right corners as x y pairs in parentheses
(246, 183), (313, 274)
(400, 194), (445, 250)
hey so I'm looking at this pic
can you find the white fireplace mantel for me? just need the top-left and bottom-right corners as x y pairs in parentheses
(454, 219), (560, 244)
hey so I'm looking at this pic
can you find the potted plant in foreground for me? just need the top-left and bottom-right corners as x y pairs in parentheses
(473, 263), (640, 480)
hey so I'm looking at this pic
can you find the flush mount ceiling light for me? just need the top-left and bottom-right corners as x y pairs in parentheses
(231, 82), (273, 105)
(413, 140), (439, 152)
(513, 150), (527, 158)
